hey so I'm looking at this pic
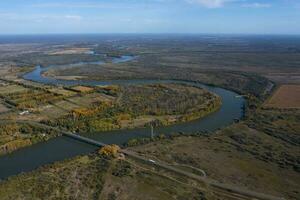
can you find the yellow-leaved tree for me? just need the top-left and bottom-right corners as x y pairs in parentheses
(98, 144), (120, 158)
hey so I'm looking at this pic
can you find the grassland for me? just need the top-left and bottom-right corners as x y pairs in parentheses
(0, 35), (299, 199)
(42, 36), (300, 86)
(1, 116), (298, 199)
(128, 122), (300, 200)
(0, 153), (222, 200)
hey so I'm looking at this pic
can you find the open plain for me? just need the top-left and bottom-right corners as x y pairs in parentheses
(0, 35), (299, 200)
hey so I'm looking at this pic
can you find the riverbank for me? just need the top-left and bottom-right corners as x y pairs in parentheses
(0, 80), (244, 180)
(0, 122), (59, 156)
(0, 152), (213, 200)
(1, 53), (243, 181)
(1, 120), (298, 200)
(44, 83), (222, 133)
(0, 81), (222, 156)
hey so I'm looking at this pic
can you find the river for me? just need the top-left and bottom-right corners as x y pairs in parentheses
(0, 56), (245, 180)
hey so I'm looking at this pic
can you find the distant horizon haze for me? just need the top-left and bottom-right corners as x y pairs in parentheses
(0, 0), (299, 35)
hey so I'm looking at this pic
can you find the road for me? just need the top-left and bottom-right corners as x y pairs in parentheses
(1, 119), (285, 200)
(120, 149), (284, 200)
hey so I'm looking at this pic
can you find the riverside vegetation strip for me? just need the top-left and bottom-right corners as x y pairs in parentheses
(0, 122), (58, 156)
(0, 35), (299, 199)
(0, 154), (212, 200)
(0, 82), (221, 155)
(1, 84), (298, 199)
(44, 83), (221, 133)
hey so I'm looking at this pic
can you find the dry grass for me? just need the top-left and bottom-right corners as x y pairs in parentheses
(48, 87), (76, 96)
(265, 85), (300, 109)
(0, 154), (212, 200)
(47, 48), (91, 55)
(71, 86), (94, 93)
(68, 93), (114, 106)
(37, 104), (68, 119)
(129, 123), (300, 199)
(53, 100), (81, 111)
(0, 84), (28, 95)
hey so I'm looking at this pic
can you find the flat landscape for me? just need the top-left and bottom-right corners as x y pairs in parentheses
(0, 34), (299, 200)
(1, 0), (300, 198)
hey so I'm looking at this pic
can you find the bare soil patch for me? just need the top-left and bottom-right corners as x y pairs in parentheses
(265, 85), (300, 109)
(71, 86), (94, 93)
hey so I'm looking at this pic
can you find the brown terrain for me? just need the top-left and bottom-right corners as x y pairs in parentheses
(265, 85), (300, 109)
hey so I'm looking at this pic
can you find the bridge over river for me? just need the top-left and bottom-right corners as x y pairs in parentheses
(64, 130), (284, 200)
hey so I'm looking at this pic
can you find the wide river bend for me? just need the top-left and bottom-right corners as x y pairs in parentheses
(0, 56), (245, 180)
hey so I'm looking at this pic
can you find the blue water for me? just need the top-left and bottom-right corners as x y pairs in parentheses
(0, 55), (245, 180)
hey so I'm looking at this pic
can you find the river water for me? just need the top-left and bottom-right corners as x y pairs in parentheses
(0, 56), (245, 180)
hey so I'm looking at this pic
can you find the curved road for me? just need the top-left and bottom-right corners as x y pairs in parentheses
(0, 119), (285, 200)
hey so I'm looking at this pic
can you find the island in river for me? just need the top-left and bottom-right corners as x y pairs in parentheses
(0, 80), (222, 156)
(0, 35), (299, 200)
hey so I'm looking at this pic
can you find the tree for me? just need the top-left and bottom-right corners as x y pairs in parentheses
(98, 144), (120, 158)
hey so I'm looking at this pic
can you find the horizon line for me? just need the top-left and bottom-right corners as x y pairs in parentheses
(0, 33), (300, 36)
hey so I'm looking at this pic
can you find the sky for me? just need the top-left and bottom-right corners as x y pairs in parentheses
(0, 0), (299, 34)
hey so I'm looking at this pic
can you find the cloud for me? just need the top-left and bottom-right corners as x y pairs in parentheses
(0, 12), (83, 23)
(30, 2), (150, 9)
(31, 3), (107, 9)
(186, 0), (234, 8)
(64, 15), (82, 21)
(242, 3), (271, 8)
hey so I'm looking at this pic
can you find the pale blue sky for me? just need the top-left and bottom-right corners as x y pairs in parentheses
(0, 0), (299, 34)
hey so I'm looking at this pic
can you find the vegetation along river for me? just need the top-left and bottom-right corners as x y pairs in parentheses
(0, 56), (245, 180)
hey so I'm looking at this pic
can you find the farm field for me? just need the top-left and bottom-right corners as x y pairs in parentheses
(0, 35), (299, 200)
(0, 84), (29, 95)
(0, 79), (221, 154)
(67, 93), (114, 106)
(0, 0), (300, 197)
(71, 85), (94, 93)
(265, 85), (300, 109)
(47, 87), (76, 96)
(45, 83), (221, 133)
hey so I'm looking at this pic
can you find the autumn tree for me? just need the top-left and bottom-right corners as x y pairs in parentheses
(98, 144), (120, 158)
